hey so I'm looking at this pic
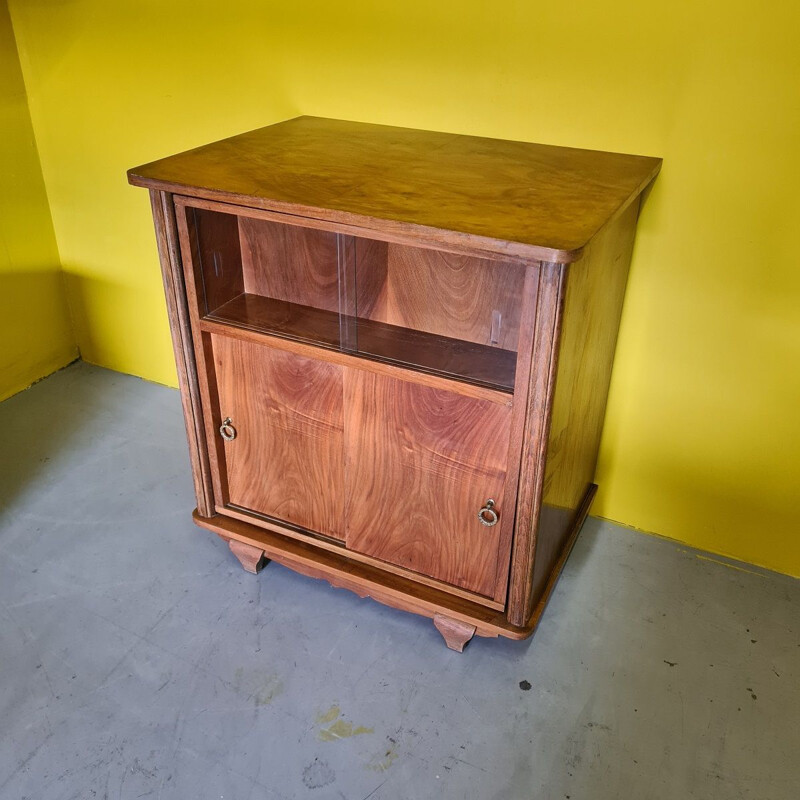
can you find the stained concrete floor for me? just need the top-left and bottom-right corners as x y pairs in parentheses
(0, 362), (798, 800)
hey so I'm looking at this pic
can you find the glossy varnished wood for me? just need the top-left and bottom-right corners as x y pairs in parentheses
(133, 120), (660, 648)
(344, 370), (512, 598)
(433, 614), (477, 652)
(130, 116), (661, 263)
(228, 538), (267, 574)
(212, 334), (346, 540)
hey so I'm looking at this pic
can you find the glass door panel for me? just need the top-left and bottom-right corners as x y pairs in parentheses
(349, 239), (525, 392)
(187, 207), (343, 349)
(184, 203), (526, 392)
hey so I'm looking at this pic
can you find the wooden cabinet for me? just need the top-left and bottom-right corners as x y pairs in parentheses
(129, 116), (660, 651)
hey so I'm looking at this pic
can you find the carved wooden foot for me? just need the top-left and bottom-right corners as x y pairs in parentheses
(229, 539), (268, 574)
(433, 613), (477, 652)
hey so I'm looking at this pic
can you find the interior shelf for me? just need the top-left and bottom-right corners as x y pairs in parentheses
(206, 293), (517, 392)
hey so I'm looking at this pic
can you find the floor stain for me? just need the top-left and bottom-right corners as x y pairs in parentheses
(586, 722), (612, 732)
(233, 667), (284, 706)
(316, 705), (374, 741)
(367, 744), (399, 772)
(303, 758), (335, 789)
(255, 675), (284, 706)
(316, 705), (341, 724)
(320, 719), (374, 742)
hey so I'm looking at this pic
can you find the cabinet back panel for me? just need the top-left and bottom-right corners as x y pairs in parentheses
(344, 369), (512, 598)
(239, 216), (339, 311)
(212, 334), (345, 540)
(359, 243), (526, 351)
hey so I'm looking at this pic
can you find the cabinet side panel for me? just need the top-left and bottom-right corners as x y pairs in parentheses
(531, 200), (641, 604)
(149, 190), (214, 517)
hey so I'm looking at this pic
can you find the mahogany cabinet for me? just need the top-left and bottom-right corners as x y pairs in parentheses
(128, 117), (660, 651)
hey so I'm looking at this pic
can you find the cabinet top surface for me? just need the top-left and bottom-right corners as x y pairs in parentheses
(129, 116), (660, 262)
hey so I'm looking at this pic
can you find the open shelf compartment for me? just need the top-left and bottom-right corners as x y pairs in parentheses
(186, 205), (525, 392)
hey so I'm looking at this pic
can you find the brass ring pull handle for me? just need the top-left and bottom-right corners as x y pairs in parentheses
(219, 417), (237, 441)
(478, 499), (498, 527)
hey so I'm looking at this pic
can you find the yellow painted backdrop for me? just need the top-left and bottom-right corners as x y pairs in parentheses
(0, 0), (75, 401)
(8, 1), (799, 574)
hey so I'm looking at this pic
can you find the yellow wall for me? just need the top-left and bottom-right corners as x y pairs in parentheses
(0, 0), (76, 401)
(8, 1), (799, 575)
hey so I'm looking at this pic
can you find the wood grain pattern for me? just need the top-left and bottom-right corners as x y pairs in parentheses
(239, 215), (339, 310)
(433, 614), (477, 652)
(212, 334), (345, 539)
(136, 119), (660, 649)
(353, 237), (389, 319)
(130, 116), (661, 263)
(532, 202), (640, 603)
(148, 190), (215, 517)
(365, 243), (526, 350)
(228, 538), (267, 574)
(344, 370), (512, 598)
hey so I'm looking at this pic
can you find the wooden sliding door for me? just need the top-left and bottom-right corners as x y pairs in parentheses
(344, 369), (513, 598)
(211, 334), (346, 540)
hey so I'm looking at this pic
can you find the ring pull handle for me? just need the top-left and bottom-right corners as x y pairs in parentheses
(219, 417), (237, 441)
(478, 499), (498, 527)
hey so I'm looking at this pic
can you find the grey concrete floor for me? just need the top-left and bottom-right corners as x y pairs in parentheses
(0, 362), (797, 800)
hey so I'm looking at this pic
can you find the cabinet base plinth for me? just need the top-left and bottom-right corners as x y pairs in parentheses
(229, 538), (268, 574)
(195, 484), (595, 645)
(433, 614), (477, 652)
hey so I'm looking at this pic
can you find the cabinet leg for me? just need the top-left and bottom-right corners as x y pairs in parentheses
(433, 613), (477, 652)
(228, 539), (268, 574)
